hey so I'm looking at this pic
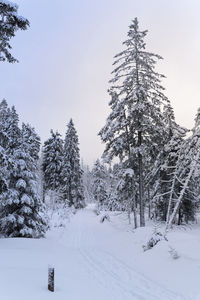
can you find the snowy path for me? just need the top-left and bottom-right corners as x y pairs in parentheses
(0, 206), (194, 299)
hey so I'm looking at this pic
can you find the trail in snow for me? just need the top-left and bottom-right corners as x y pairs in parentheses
(55, 206), (185, 300)
(0, 205), (190, 300)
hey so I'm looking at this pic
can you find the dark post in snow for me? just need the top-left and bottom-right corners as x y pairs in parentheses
(48, 266), (54, 292)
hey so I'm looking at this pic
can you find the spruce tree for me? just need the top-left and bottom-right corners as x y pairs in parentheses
(0, 99), (9, 193)
(92, 159), (108, 210)
(99, 18), (170, 226)
(62, 119), (85, 209)
(0, 0), (29, 63)
(116, 161), (138, 226)
(82, 163), (95, 203)
(0, 107), (46, 237)
(42, 130), (64, 194)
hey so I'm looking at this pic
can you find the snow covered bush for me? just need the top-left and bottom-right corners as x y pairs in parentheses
(168, 246), (180, 259)
(47, 202), (73, 229)
(100, 214), (110, 223)
(93, 208), (100, 216)
(143, 229), (168, 251)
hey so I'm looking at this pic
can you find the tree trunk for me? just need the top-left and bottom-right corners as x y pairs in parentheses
(132, 176), (137, 229)
(148, 187), (151, 220)
(138, 131), (145, 227)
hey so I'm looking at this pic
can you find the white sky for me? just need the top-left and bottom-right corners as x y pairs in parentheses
(0, 0), (200, 166)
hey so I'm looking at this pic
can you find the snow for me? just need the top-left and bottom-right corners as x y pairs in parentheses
(0, 0), (18, 9)
(16, 179), (26, 189)
(1, 205), (200, 299)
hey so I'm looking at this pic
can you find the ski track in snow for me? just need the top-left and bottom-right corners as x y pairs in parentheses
(0, 206), (190, 300)
(57, 207), (186, 300)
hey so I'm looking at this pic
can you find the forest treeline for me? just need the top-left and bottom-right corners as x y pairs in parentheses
(0, 0), (199, 238)
(95, 18), (200, 230)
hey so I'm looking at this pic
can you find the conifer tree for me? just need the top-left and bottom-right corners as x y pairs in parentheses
(0, 0), (29, 63)
(99, 18), (170, 226)
(42, 130), (64, 194)
(22, 123), (40, 160)
(92, 159), (108, 210)
(0, 103), (20, 198)
(0, 99), (9, 193)
(0, 107), (46, 237)
(116, 162), (138, 226)
(82, 163), (95, 203)
(62, 119), (85, 209)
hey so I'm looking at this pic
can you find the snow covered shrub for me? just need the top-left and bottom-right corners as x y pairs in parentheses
(100, 214), (110, 223)
(143, 229), (168, 251)
(48, 202), (73, 229)
(93, 208), (100, 216)
(168, 246), (180, 259)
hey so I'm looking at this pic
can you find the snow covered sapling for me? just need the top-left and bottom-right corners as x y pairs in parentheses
(100, 214), (110, 223)
(143, 226), (168, 251)
(168, 246), (180, 259)
(0, 0), (29, 63)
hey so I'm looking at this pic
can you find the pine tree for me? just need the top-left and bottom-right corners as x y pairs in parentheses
(0, 0), (29, 63)
(42, 130), (64, 194)
(0, 102), (20, 198)
(92, 159), (108, 210)
(82, 163), (95, 203)
(22, 123), (40, 160)
(99, 18), (170, 226)
(0, 108), (46, 237)
(0, 99), (9, 193)
(62, 119), (85, 209)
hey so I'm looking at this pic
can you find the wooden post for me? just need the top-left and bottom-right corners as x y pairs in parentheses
(48, 266), (54, 292)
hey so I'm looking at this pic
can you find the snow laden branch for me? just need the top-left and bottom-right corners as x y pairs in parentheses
(166, 108), (200, 230)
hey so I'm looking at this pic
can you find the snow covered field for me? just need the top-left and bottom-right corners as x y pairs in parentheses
(1, 205), (200, 300)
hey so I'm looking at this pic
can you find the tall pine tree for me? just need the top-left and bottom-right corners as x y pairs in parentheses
(42, 130), (64, 195)
(92, 159), (108, 210)
(62, 119), (85, 209)
(0, 105), (46, 237)
(99, 18), (171, 227)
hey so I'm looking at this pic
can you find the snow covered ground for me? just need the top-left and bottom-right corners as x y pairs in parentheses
(1, 205), (200, 300)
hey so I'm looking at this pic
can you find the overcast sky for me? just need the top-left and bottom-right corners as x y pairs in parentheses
(1, 0), (200, 166)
